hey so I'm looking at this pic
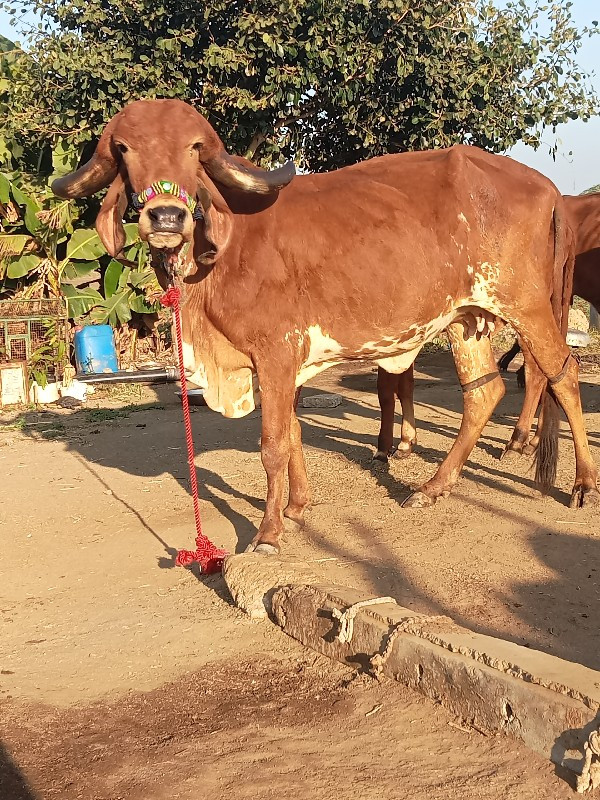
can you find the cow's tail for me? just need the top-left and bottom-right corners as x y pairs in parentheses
(534, 196), (575, 494)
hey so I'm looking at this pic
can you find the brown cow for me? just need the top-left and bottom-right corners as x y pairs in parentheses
(501, 193), (600, 458)
(378, 193), (600, 463)
(52, 99), (599, 554)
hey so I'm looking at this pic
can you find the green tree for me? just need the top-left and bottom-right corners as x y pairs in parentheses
(1, 0), (598, 173)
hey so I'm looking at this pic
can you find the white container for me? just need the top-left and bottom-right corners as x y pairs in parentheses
(29, 381), (60, 404)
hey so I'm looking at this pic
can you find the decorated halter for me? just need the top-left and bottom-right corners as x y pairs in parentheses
(130, 180), (204, 220)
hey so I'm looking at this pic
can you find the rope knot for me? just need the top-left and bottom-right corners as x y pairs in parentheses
(160, 287), (181, 308)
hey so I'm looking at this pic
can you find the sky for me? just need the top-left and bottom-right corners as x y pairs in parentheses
(0, 1), (598, 193)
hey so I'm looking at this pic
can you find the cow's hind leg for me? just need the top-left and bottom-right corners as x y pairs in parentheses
(516, 312), (599, 507)
(246, 372), (297, 554)
(396, 365), (417, 458)
(502, 345), (546, 460)
(403, 322), (504, 508)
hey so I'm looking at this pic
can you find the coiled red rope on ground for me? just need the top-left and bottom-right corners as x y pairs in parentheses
(161, 286), (227, 574)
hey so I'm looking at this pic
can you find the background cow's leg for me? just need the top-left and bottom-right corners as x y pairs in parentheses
(285, 408), (311, 528)
(247, 373), (296, 553)
(497, 338), (521, 372)
(514, 310), (599, 506)
(403, 323), (504, 508)
(396, 364), (417, 458)
(374, 368), (399, 461)
(502, 344), (546, 460)
(524, 398), (545, 456)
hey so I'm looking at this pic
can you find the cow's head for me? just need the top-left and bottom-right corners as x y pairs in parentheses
(52, 99), (295, 281)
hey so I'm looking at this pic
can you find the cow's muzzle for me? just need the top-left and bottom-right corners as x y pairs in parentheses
(139, 198), (194, 251)
(145, 204), (187, 250)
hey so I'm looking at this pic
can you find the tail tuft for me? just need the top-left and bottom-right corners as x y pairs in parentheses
(534, 391), (560, 493)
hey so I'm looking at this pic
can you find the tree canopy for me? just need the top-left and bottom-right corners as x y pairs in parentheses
(1, 0), (598, 174)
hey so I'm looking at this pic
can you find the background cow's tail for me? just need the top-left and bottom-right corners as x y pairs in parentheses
(534, 196), (575, 493)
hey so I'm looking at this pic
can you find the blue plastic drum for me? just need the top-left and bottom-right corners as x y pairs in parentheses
(74, 325), (119, 374)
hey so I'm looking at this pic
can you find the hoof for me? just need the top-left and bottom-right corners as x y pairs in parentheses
(373, 450), (389, 463)
(402, 490), (436, 509)
(569, 486), (600, 509)
(522, 442), (537, 457)
(244, 542), (280, 555)
(283, 515), (303, 534)
(500, 444), (525, 462)
(393, 446), (414, 460)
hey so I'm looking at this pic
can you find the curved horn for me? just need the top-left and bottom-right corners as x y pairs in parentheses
(204, 151), (295, 195)
(51, 155), (118, 199)
(51, 117), (119, 199)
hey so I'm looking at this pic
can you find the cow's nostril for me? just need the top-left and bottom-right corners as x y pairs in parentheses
(177, 209), (186, 224)
(148, 208), (160, 222)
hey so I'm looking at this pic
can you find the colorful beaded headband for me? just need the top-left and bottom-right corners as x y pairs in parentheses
(130, 180), (203, 220)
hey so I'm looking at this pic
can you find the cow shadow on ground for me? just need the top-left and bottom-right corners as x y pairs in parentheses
(6, 358), (599, 669)
(7, 357), (598, 557)
(0, 741), (38, 800)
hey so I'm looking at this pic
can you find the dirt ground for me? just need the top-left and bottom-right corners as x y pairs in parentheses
(1, 349), (599, 799)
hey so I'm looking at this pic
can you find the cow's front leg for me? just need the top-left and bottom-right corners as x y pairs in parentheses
(285, 408), (311, 528)
(246, 372), (297, 554)
(403, 322), (504, 508)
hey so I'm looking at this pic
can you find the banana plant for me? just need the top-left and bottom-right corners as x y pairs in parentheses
(0, 166), (161, 323)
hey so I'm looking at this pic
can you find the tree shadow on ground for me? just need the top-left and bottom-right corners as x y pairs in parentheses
(301, 486), (600, 671)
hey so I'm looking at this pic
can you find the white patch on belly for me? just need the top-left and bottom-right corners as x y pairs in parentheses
(467, 261), (502, 314)
(376, 349), (422, 374)
(358, 310), (458, 373)
(295, 324), (344, 386)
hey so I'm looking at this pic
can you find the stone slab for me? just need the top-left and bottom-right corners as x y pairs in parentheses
(223, 553), (324, 620)
(271, 583), (600, 790)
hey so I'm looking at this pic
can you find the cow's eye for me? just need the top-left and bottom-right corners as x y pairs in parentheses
(192, 142), (203, 152)
(115, 142), (128, 154)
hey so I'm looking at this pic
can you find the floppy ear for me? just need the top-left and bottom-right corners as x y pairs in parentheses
(96, 172), (128, 257)
(194, 182), (234, 267)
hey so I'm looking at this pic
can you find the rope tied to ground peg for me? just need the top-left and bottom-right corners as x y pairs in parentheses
(160, 285), (227, 574)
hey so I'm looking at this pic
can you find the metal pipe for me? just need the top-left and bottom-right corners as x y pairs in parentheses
(76, 367), (179, 385)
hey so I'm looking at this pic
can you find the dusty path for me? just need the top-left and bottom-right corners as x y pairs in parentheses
(2, 657), (573, 800)
(1, 351), (598, 797)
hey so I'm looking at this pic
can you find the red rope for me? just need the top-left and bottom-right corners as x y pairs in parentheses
(161, 287), (227, 574)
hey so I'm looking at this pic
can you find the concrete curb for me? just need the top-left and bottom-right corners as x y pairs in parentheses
(223, 555), (600, 791)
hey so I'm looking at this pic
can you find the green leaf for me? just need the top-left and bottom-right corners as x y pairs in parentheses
(90, 288), (133, 326)
(10, 184), (41, 233)
(123, 223), (140, 246)
(104, 258), (123, 297)
(0, 173), (9, 203)
(129, 293), (158, 313)
(61, 260), (101, 280)
(66, 228), (106, 260)
(0, 234), (32, 258)
(61, 283), (104, 318)
(128, 267), (156, 288)
(7, 253), (41, 278)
